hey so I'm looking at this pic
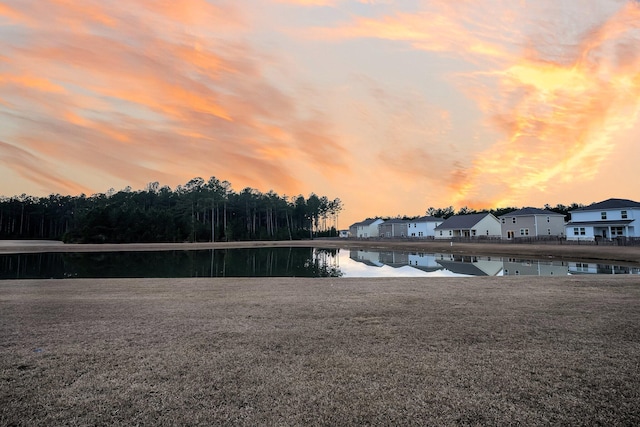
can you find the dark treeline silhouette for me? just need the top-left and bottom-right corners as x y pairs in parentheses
(0, 177), (343, 243)
(372, 203), (585, 221)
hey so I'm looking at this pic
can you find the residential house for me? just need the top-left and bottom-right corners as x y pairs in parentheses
(565, 198), (640, 241)
(406, 216), (443, 238)
(434, 213), (501, 239)
(498, 207), (565, 239)
(349, 218), (384, 238)
(378, 219), (408, 238)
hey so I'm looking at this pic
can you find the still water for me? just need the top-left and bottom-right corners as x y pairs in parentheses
(2, 247), (640, 280)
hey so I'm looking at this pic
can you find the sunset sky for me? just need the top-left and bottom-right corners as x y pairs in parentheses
(1, 0), (639, 226)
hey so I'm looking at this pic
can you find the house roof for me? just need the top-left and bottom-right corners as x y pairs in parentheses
(499, 207), (564, 217)
(412, 216), (443, 222)
(380, 218), (408, 224)
(434, 213), (495, 230)
(350, 218), (382, 227)
(571, 198), (640, 212)
(566, 219), (634, 227)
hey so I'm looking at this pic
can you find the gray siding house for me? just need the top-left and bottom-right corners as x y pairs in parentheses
(378, 219), (408, 238)
(499, 207), (565, 239)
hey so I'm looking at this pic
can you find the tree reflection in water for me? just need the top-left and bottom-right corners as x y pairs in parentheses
(0, 247), (343, 280)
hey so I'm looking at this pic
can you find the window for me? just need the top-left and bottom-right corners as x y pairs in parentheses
(471, 230), (476, 236)
(622, 211), (628, 219)
(611, 227), (624, 236)
(520, 228), (529, 236)
(418, 231), (424, 237)
(546, 216), (550, 222)
(512, 217), (516, 224)
(439, 231), (442, 236)
(449, 230), (452, 236)
(547, 228), (551, 235)
(501, 218), (505, 224)
(576, 263), (588, 272)
(573, 227), (585, 236)
(601, 212), (607, 220)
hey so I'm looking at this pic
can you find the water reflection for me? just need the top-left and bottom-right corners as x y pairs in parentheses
(0, 248), (342, 280)
(345, 250), (640, 277)
(1, 247), (639, 280)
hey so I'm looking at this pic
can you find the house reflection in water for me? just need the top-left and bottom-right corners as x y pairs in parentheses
(434, 254), (503, 276)
(347, 250), (589, 277)
(502, 258), (568, 276)
(568, 262), (640, 275)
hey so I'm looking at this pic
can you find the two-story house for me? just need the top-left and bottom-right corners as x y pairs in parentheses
(565, 198), (640, 241)
(378, 219), (408, 238)
(349, 218), (384, 238)
(498, 207), (566, 239)
(406, 216), (443, 238)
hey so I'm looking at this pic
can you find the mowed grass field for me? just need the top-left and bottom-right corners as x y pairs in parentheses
(2, 275), (640, 425)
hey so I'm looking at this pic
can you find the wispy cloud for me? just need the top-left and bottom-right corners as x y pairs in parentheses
(307, 0), (640, 209)
(1, 0), (638, 224)
(0, 0), (348, 196)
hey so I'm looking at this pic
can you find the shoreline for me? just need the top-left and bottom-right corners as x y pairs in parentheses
(2, 238), (640, 264)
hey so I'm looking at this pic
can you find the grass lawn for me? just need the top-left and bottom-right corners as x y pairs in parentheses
(2, 275), (640, 425)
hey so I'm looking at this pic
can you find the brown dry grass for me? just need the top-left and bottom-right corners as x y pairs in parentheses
(2, 275), (640, 425)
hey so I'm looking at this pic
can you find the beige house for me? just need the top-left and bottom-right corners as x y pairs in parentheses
(434, 213), (501, 239)
(498, 207), (565, 239)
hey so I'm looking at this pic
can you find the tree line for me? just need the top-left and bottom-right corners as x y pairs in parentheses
(370, 203), (585, 222)
(0, 177), (343, 243)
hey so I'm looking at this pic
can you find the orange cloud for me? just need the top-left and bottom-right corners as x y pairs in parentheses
(311, 1), (640, 210)
(0, 140), (92, 195)
(447, 2), (640, 208)
(0, 0), (349, 199)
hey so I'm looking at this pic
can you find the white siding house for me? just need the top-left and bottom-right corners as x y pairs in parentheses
(406, 216), (443, 238)
(565, 198), (640, 241)
(434, 213), (501, 239)
(349, 218), (384, 238)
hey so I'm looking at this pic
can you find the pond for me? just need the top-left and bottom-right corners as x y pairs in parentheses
(1, 247), (639, 280)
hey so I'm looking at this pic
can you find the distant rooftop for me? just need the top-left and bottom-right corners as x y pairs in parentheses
(499, 207), (564, 217)
(412, 216), (443, 222)
(435, 213), (494, 230)
(571, 198), (640, 212)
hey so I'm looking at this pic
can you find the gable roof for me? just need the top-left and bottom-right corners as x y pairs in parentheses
(350, 218), (383, 227)
(434, 213), (496, 230)
(571, 198), (640, 212)
(380, 218), (408, 224)
(412, 216), (443, 223)
(499, 207), (564, 217)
